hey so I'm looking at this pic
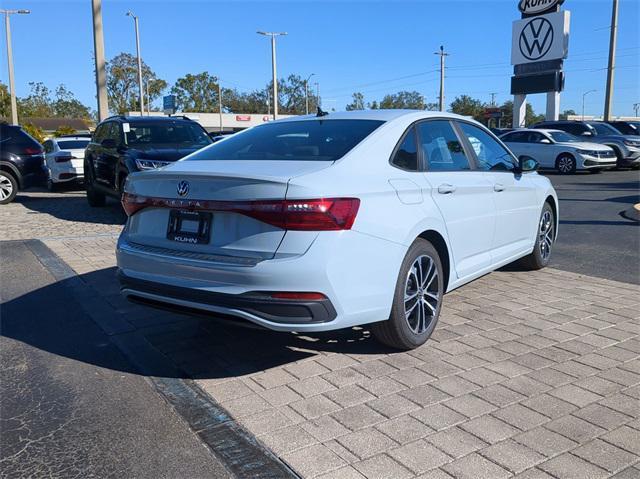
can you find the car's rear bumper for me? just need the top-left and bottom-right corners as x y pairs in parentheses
(118, 269), (337, 325)
(116, 229), (406, 332)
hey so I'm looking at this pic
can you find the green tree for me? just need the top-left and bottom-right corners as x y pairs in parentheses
(560, 109), (576, 120)
(53, 125), (77, 137)
(222, 88), (269, 114)
(346, 92), (365, 111)
(18, 82), (54, 117)
(276, 74), (318, 114)
(368, 100), (379, 109)
(425, 102), (440, 111)
(171, 72), (220, 112)
(106, 53), (167, 114)
(0, 82), (11, 118)
(22, 122), (45, 143)
(450, 95), (485, 121)
(498, 100), (545, 127)
(379, 91), (425, 109)
(52, 85), (91, 118)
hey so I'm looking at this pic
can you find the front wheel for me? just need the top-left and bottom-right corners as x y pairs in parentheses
(556, 154), (576, 174)
(519, 202), (555, 270)
(0, 171), (18, 204)
(372, 239), (443, 350)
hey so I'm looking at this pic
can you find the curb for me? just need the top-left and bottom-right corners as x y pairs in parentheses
(621, 203), (640, 222)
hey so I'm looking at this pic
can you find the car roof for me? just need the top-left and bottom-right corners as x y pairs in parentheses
(275, 109), (472, 123)
(53, 136), (90, 141)
(531, 129), (565, 134)
(106, 115), (195, 123)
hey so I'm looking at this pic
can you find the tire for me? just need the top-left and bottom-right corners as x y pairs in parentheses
(0, 171), (18, 205)
(519, 202), (555, 270)
(47, 178), (59, 192)
(555, 154), (576, 174)
(85, 165), (106, 207)
(372, 239), (444, 350)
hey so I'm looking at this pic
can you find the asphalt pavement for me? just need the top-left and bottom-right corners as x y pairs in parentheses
(543, 169), (640, 285)
(0, 240), (234, 479)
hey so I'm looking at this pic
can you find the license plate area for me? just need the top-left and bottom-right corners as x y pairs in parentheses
(167, 209), (212, 245)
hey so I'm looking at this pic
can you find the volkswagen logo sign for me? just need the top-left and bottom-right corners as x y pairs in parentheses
(176, 180), (190, 197)
(519, 17), (554, 61)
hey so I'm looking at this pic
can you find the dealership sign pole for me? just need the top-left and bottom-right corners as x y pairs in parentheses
(511, 0), (570, 127)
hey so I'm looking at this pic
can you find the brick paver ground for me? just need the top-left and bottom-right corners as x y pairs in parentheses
(3, 191), (639, 478)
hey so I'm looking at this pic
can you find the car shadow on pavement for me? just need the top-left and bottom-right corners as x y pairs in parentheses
(16, 194), (126, 226)
(2, 267), (395, 381)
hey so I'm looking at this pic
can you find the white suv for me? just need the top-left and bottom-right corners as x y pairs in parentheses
(116, 110), (558, 350)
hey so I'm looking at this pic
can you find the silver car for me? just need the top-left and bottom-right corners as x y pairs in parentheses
(500, 129), (616, 174)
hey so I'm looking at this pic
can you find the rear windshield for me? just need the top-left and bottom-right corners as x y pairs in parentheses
(125, 121), (212, 147)
(186, 119), (384, 162)
(57, 140), (90, 150)
(0, 125), (41, 147)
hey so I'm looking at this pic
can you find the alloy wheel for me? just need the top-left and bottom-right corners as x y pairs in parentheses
(0, 174), (13, 201)
(404, 254), (440, 334)
(558, 156), (574, 173)
(538, 210), (554, 261)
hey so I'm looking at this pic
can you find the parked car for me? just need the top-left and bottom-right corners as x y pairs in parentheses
(209, 132), (235, 143)
(84, 115), (213, 206)
(532, 120), (640, 168)
(0, 123), (46, 204)
(500, 129), (616, 174)
(605, 120), (640, 136)
(116, 110), (558, 350)
(490, 127), (513, 136)
(43, 136), (91, 190)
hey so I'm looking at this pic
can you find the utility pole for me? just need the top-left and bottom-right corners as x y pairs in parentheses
(257, 31), (287, 120)
(434, 45), (449, 112)
(490, 93), (497, 106)
(218, 83), (223, 132)
(91, 0), (108, 121)
(315, 82), (320, 107)
(634, 103), (640, 117)
(146, 80), (150, 115)
(126, 11), (144, 116)
(2, 8), (30, 125)
(603, 0), (618, 121)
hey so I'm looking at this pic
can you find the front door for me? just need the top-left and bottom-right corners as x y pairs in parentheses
(417, 120), (496, 280)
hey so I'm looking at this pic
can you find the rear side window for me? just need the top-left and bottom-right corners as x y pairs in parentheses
(417, 120), (470, 171)
(186, 119), (384, 162)
(502, 131), (528, 142)
(562, 123), (588, 136)
(391, 127), (419, 171)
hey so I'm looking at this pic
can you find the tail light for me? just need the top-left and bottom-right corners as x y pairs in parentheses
(121, 193), (360, 231)
(54, 155), (74, 163)
(24, 147), (43, 155)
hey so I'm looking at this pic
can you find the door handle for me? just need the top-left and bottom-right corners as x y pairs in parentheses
(494, 183), (505, 192)
(437, 184), (456, 194)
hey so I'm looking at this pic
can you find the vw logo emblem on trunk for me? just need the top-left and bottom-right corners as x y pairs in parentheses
(519, 17), (554, 61)
(177, 181), (190, 197)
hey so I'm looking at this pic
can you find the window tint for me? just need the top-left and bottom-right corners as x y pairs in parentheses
(124, 121), (212, 147)
(528, 132), (546, 143)
(187, 120), (384, 162)
(458, 122), (516, 172)
(548, 131), (578, 143)
(391, 127), (419, 171)
(588, 122), (621, 135)
(502, 131), (528, 143)
(57, 140), (90, 150)
(0, 125), (41, 147)
(93, 124), (108, 143)
(43, 140), (54, 153)
(106, 123), (121, 143)
(417, 120), (469, 171)
(562, 123), (588, 136)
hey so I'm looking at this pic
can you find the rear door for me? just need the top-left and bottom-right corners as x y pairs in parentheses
(418, 119), (496, 279)
(456, 121), (539, 263)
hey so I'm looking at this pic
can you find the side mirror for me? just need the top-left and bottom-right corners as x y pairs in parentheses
(518, 155), (539, 173)
(540, 138), (552, 144)
(101, 138), (117, 149)
(581, 131), (593, 137)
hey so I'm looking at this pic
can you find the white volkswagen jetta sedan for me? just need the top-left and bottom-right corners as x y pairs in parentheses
(43, 136), (90, 190)
(117, 110), (558, 350)
(500, 129), (617, 174)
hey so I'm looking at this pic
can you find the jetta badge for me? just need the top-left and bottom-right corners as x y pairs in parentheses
(176, 180), (190, 197)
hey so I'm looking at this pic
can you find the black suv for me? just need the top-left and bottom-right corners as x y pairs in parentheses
(84, 116), (212, 206)
(532, 120), (640, 168)
(0, 123), (46, 204)
(606, 120), (640, 136)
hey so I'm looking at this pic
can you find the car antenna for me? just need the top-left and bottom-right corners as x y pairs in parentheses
(316, 106), (329, 117)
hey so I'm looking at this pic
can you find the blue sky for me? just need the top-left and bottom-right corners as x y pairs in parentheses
(1, 0), (638, 117)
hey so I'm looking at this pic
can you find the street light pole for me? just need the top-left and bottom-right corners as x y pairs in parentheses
(91, 0), (108, 121)
(126, 11), (144, 116)
(1, 9), (30, 125)
(305, 73), (315, 115)
(257, 31), (287, 121)
(582, 90), (596, 120)
(434, 45), (449, 112)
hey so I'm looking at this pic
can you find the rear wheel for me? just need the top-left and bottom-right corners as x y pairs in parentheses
(555, 154), (576, 174)
(372, 239), (443, 350)
(0, 171), (18, 205)
(519, 202), (555, 270)
(85, 163), (106, 207)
